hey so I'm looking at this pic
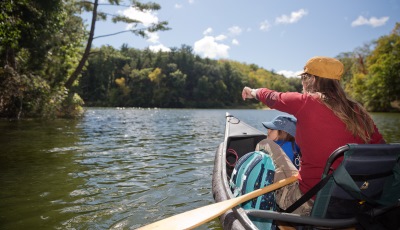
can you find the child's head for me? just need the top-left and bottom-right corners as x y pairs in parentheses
(262, 115), (297, 141)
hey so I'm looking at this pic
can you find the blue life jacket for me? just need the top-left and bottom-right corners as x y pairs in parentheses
(275, 140), (301, 169)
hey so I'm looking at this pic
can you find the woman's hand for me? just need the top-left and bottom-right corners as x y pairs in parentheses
(242, 87), (256, 100)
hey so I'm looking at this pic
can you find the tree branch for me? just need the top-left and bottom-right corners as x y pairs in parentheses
(94, 30), (144, 39)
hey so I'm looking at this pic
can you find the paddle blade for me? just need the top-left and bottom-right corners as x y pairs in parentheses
(137, 174), (299, 230)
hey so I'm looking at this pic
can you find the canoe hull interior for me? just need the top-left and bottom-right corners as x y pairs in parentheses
(212, 114), (266, 229)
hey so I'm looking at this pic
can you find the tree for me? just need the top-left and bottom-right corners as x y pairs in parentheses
(64, 0), (170, 89)
(1, 0), (63, 69)
(336, 52), (356, 86)
(0, 0), (85, 118)
(163, 67), (187, 107)
(79, 46), (128, 105)
(365, 23), (400, 111)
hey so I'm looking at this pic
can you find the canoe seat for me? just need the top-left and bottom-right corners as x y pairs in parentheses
(246, 143), (400, 229)
(311, 144), (400, 223)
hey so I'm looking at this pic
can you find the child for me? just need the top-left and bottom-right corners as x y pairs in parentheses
(257, 115), (300, 169)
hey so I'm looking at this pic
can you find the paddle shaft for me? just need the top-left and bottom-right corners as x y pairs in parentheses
(137, 173), (299, 230)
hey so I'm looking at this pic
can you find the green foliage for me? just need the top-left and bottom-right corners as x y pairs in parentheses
(58, 93), (85, 118)
(0, 0), (85, 119)
(0, 66), (69, 118)
(79, 45), (301, 108)
(347, 72), (368, 104)
(340, 22), (400, 112)
(364, 24), (400, 111)
(81, 23), (400, 111)
(0, 1), (21, 49)
(78, 46), (129, 106)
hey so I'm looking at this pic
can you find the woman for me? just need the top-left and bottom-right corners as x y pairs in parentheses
(257, 115), (301, 169)
(242, 56), (385, 215)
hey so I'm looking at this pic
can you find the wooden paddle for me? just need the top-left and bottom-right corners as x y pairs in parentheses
(137, 173), (299, 230)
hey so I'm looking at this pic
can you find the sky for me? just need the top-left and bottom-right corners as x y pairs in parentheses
(84, 0), (400, 78)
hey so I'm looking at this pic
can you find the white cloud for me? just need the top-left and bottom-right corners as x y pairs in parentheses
(146, 31), (159, 43)
(174, 4), (183, 9)
(275, 9), (308, 24)
(194, 36), (230, 59)
(119, 6), (173, 52)
(215, 34), (227, 41)
(146, 32), (171, 52)
(149, 44), (171, 52)
(120, 7), (159, 29)
(351, 16), (389, 27)
(203, 27), (213, 35)
(260, 20), (271, 31)
(228, 26), (242, 36)
(188, 0), (195, 4)
(232, 39), (239, 45)
(145, 31), (170, 53)
(277, 70), (303, 78)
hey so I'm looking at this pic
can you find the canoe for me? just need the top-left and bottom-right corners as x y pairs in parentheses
(212, 113), (267, 229)
(212, 113), (400, 230)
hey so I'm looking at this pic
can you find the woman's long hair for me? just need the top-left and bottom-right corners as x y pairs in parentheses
(302, 73), (375, 143)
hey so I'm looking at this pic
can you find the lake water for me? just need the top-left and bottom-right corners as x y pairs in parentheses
(1, 108), (399, 230)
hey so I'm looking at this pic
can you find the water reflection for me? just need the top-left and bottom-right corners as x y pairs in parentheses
(0, 119), (84, 230)
(371, 112), (400, 143)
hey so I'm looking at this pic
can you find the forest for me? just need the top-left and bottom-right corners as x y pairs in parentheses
(1, 0), (399, 119)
